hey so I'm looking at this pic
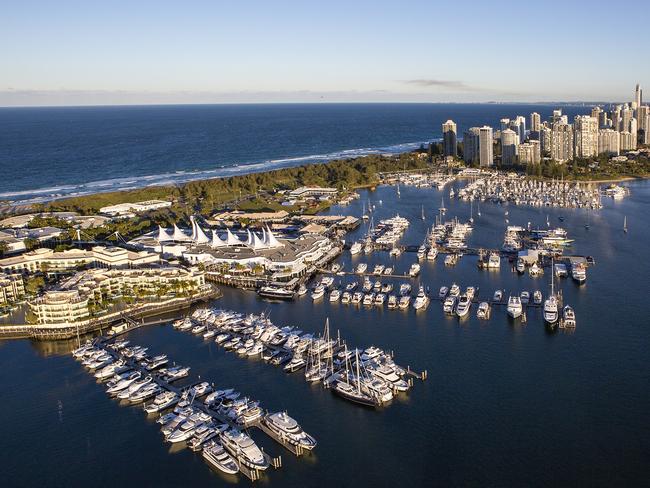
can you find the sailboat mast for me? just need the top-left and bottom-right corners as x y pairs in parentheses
(355, 350), (361, 394)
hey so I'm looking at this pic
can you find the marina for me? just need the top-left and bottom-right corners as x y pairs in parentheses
(2, 177), (649, 487)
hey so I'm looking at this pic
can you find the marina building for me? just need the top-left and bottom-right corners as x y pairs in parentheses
(99, 200), (172, 217)
(518, 141), (541, 165)
(500, 129), (519, 165)
(573, 115), (599, 158)
(442, 120), (457, 157)
(0, 246), (159, 274)
(0, 273), (24, 305)
(598, 129), (620, 156)
(287, 187), (338, 199)
(551, 122), (574, 162)
(28, 266), (206, 326)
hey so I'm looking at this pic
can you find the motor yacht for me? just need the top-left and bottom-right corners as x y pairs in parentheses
(438, 286), (449, 299)
(352, 292), (364, 304)
(543, 295), (559, 324)
(374, 293), (386, 306)
(284, 355), (306, 373)
(106, 371), (141, 395)
(413, 287), (429, 310)
(399, 283), (412, 296)
(426, 247), (438, 261)
(144, 391), (179, 414)
(258, 286), (295, 301)
(398, 295), (411, 309)
(311, 284), (325, 300)
(145, 354), (168, 371)
(329, 289), (341, 302)
(350, 241), (363, 255)
(166, 418), (204, 443)
(341, 291), (352, 304)
(387, 294), (397, 309)
(533, 290), (543, 305)
(220, 429), (269, 471)
(477, 302), (490, 319)
(117, 375), (153, 400)
(520, 291), (530, 304)
(443, 295), (457, 314)
(449, 283), (460, 297)
(493, 289), (503, 302)
(507, 295), (523, 319)
(516, 258), (526, 274)
(362, 293), (375, 306)
(129, 384), (161, 404)
(409, 263), (421, 277)
(455, 294), (471, 317)
(202, 441), (239, 475)
(368, 364), (409, 392)
(562, 305), (576, 327)
(355, 263), (368, 274)
(487, 252), (501, 269)
(571, 263), (587, 284)
(188, 424), (218, 451)
(297, 284), (308, 296)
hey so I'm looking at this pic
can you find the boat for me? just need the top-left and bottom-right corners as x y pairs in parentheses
(413, 287), (429, 310)
(408, 263), (421, 277)
(398, 295), (411, 309)
(329, 289), (341, 302)
(220, 429), (269, 471)
(350, 241), (363, 255)
(297, 284), (308, 296)
(167, 418), (204, 443)
(129, 384), (161, 404)
(571, 262), (587, 284)
(562, 305), (576, 328)
(345, 282), (358, 291)
(455, 294), (471, 317)
(507, 295), (523, 319)
(106, 371), (140, 394)
(352, 292), (363, 304)
(529, 262), (543, 277)
(438, 286), (449, 298)
(311, 284), (325, 300)
(262, 412), (317, 450)
(623, 216), (627, 233)
(188, 425), (218, 451)
(341, 291), (351, 304)
(362, 293), (375, 306)
(449, 283), (460, 297)
(426, 247), (438, 261)
(477, 302), (490, 319)
(554, 263), (568, 278)
(258, 286), (295, 301)
(493, 289), (503, 302)
(442, 295), (456, 314)
(284, 355), (306, 372)
(516, 258), (526, 274)
(374, 293), (386, 306)
(387, 294), (397, 309)
(202, 441), (239, 475)
(145, 354), (168, 371)
(355, 263), (368, 274)
(373, 264), (385, 275)
(520, 291), (530, 304)
(543, 295), (559, 324)
(118, 375), (153, 399)
(144, 391), (179, 414)
(533, 290), (543, 305)
(487, 252), (500, 269)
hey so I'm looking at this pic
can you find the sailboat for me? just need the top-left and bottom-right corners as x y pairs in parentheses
(361, 202), (369, 220)
(469, 200), (474, 224)
(543, 258), (559, 325)
(396, 183), (401, 198)
(623, 216), (627, 233)
(439, 197), (446, 215)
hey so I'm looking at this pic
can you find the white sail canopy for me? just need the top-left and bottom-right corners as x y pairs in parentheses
(244, 229), (253, 246)
(265, 225), (283, 248)
(225, 228), (242, 246)
(194, 220), (210, 244)
(157, 225), (173, 242)
(211, 230), (228, 248)
(172, 224), (190, 242)
(251, 232), (267, 250)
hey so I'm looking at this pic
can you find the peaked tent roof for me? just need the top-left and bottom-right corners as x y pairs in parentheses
(172, 224), (190, 242)
(265, 225), (284, 248)
(194, 219), (210, 244)
(225, 228), (242, 246)
(211, 230), (228, 248)
(157, 225), (173, 242)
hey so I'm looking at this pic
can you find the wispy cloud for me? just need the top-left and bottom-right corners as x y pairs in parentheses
(402, 79), (474, 90)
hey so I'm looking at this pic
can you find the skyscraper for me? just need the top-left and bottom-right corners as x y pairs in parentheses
(611, 105), (622, 131)
(478, 126), (494, 167)
(619, 131), (635, 151)
(551, 122), (573, 162)
(573, 115), (598, 158)
(442, 120), (457, 157)
(515, 115), (526, 143)
(540, 125), (552, 155)
(621, 105), (633, 133)
(530, 112), (541, 132)
(590, 107), (603, 127)
(518, 141), (541, 165)
(634, 83), (642, 111)
(500, 118), (510, 132)
(463, 127), (481, 165)
(598, 129), (620, 156)
(638, 105), (650, 144)
(501, 128), (519, 165)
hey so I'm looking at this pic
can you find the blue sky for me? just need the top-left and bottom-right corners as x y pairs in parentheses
(1, 0), (648, 106)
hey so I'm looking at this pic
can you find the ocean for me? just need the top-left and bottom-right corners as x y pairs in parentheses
(1, 180), (649, 487)
(0, 103), (591, 203)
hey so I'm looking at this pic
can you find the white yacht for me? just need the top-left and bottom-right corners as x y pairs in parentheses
(399, 283), (412, 296)
(368, 364), (409, 392)
(507, 295), (523, 319)
(443, 295), (456, 314)
(455, 294), (471, 317)
(449, 283), (460, 297)
(543, 295), (559, 324)
(355, 263), (368, 274)
(220, 429), (269, 471)
(350, 241), (363, 255)
(438, 286), (449, 298)
(562, 305), (576, 328)
(398, 295), (411, 309)
(311, 284), (325, 300)
(413, 287), (429, 310)
(409, 263), (421, 277)
(262, 412), (317, 451)
(106, 371), (140, 394)
(477, 302), (490, 319)
(426, 247), (438, 261)
(144, 391), (179, 414)
(487, 252), (501, 269)
(167, 418), (204, 443)
(202, 442), (239, 475)
(493, 289), (503, 302)
(533, 290), (543, 305)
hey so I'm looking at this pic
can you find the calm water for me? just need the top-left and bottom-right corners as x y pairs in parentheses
(0, 103), (590, 202)
(1, 180), (648, 487)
